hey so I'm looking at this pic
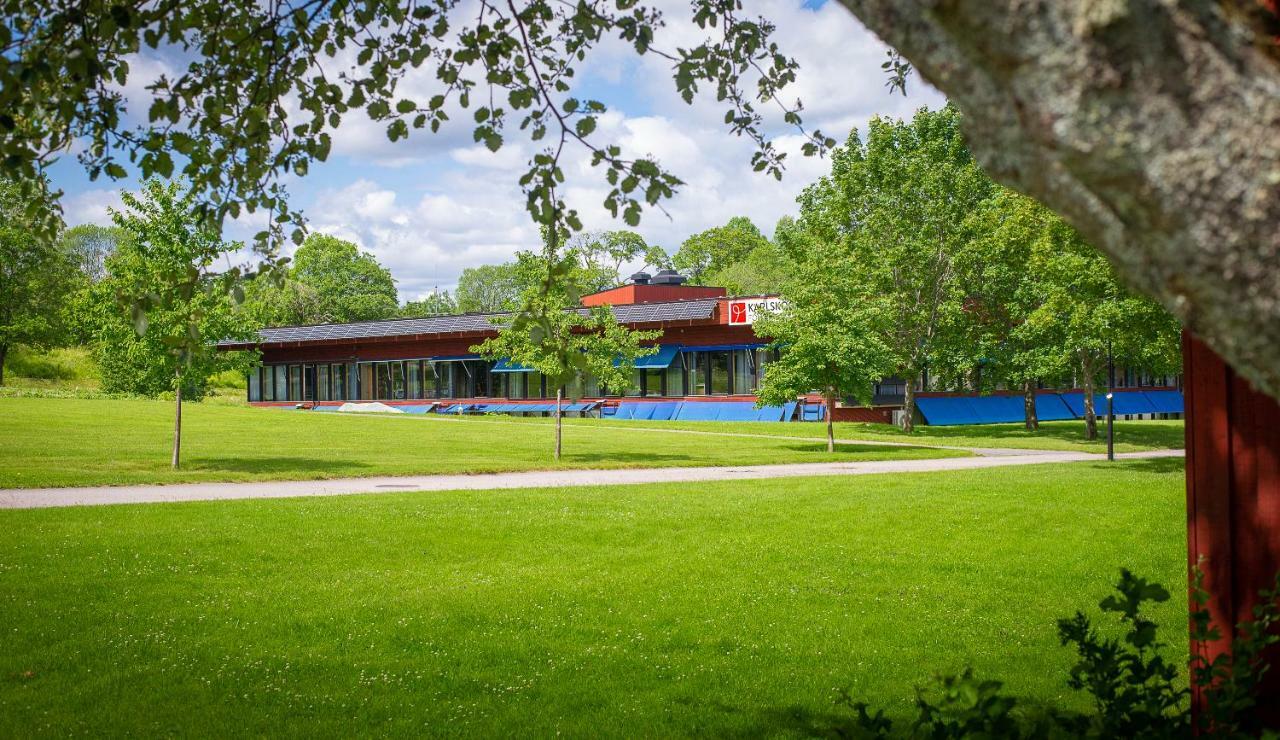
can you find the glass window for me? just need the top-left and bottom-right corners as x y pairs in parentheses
(316, 365), (330, 401)
(274, 365), (288, 401)
(623, 370), (643, 397)
(261, 368), (274, 401)
(664, 361), (684, 397)
(469, 361), (491, 397)
(304, 364), (317, 401)
(709, 352), (730, 395)
(642, 369), (665, 397)
(527, 371), (544, 398)
(248, 369), (261, 401)
(583, 375), (601, 398)
(406, 361), (421, 399)
(287, 365), (301, 401)
(332, 364), (346, 401)
(359, 363), (375, 400)
(685, 352), (707, 395)
(732, 350), (752, 395)
(390, 362), (405, 399)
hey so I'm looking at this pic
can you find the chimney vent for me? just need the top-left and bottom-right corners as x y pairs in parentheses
(630, 271), (651, 285)
(651, 269), (688, 286)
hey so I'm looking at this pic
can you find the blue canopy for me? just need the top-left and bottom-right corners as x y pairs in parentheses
(633, 345), (682, 370)
(492, 358), (535, 373)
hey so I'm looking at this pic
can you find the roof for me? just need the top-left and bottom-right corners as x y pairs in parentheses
(220, 298), (720, 348)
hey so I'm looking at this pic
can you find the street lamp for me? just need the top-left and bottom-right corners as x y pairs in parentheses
(1106, 337), (1115, 462)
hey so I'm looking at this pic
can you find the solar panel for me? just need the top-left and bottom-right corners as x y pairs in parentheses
(221, 298), (719, 346)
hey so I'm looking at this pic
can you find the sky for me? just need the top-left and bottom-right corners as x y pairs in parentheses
(49, 0), (945, 302)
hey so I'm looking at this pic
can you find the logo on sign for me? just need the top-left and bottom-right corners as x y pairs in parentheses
(727, 297), (789, 325)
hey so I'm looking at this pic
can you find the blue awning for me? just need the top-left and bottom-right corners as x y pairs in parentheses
(681, 343), (767, 353)
(492, 358), (536, 373)
(634, 345), (682, 369)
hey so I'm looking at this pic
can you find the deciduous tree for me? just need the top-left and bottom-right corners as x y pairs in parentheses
(755, 233), (893, 453)
(674, 216), (771, 284)
(0, 180), (77, 385)
(473, 236), (658, 461)
(400, 290), (458, 317)
(97, 180), (253, 468)
(290, 234), (398, 323)
(800, 106), (992, 431)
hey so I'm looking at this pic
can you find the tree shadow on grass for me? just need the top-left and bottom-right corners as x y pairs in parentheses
(189, 457), (374, 475)
(561, 451), (697, 464)
(864, 420), (1184, 450)
(782, 442), (957, 457)
(1074, 456), (1186, 475)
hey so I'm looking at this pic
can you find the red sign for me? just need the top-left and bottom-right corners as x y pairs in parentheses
(729, 302), (748, 324)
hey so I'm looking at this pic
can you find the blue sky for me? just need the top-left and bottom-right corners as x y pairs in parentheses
(52, 0), (944, 301)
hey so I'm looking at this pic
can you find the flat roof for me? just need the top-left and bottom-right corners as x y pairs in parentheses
(220, 297), (722, 348)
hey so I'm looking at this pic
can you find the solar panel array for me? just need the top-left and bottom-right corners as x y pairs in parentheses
(220, 298), (719, 346)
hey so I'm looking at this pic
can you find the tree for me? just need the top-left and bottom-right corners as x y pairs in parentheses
(238, 275), (328, 328)
(399, 290), (457, 317)
(673, 217), (771, 284)
(290, 234), (398, 323)
(0, 180), (77, 385)
(800, 106), (993, 432)
(755, 235), (893, 453)
(935, 189), (1069, 431)
(473, 239), (658, 461)
(98, 180), (252, 468)
(59, 224), (128, 282)
(455, 263), (524, 315)
(570, 230), (649, 286)
(1032, 225), (1182, 440)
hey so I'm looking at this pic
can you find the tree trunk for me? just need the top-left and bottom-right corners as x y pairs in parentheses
(825, 390), (836, 454)
(1081, 358), (1098, 441)
(0, 343), (6, 386)
(554, 387), (562, 461)
(172, 368), (183, 470)
(901, 372), (917, 433)
(837, 1), (1280, 404)
(1023, 379), (1039, 432)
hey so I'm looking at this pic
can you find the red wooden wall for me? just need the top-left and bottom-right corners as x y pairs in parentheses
(1183, 332), (1280, 718)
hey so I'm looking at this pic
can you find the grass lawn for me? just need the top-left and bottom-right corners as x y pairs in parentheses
(0, 460), (1187, 736)
(533, 416), (1186, 453)
(0, 398), (965, 488)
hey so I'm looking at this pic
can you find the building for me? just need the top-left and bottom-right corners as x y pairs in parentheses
(218, 270), (821, 419)
(221, 269), (1183, 424)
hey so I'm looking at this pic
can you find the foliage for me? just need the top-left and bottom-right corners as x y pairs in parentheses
(289, 234), (399, 323)
(0, 0), (831, 255)
(399, 290), (458, 317)
(0, 178), (78, 384)
(1190, 566), (1280, 736)
(87, 180), (253, 401)
(472, 241), (659, 458)
(797, 105), (993, 431)
(1055, 569), (1187, 736)
(59, 224), (129, 283)
(238, 274), (328, 329)
(755, 229), (893, 452)
(1, 345), (97, 383)
(673, 216), (771, 284)
(569, 229), (650, 287)
(455, 262), (526, 314)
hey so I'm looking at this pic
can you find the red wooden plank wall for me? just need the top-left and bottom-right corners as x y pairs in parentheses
(1183, 332), (1280, 719)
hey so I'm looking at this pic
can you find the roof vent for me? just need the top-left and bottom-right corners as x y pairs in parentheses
(630, 271), (651, 285)
(651, 269), (688, 286)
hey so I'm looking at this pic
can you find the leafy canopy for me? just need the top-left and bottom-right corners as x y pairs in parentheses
(87, 180), (253, 399)
(472, 244), (658, 403)
(0, 0), (834, 256)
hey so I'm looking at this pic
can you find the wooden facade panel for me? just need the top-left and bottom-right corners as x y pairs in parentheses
(1184, 332), (1280, 718)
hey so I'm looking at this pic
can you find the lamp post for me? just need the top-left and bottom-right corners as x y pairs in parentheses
(1106, 337), (1115, 462)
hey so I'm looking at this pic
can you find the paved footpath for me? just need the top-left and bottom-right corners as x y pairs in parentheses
(0, 449), (1182, 510)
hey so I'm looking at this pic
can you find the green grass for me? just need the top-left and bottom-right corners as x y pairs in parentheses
(2, 346), (100, 391)
(531, 416), (1185, 453)
(0, 461), (1187, 736)
(0, 397), (965, 488)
